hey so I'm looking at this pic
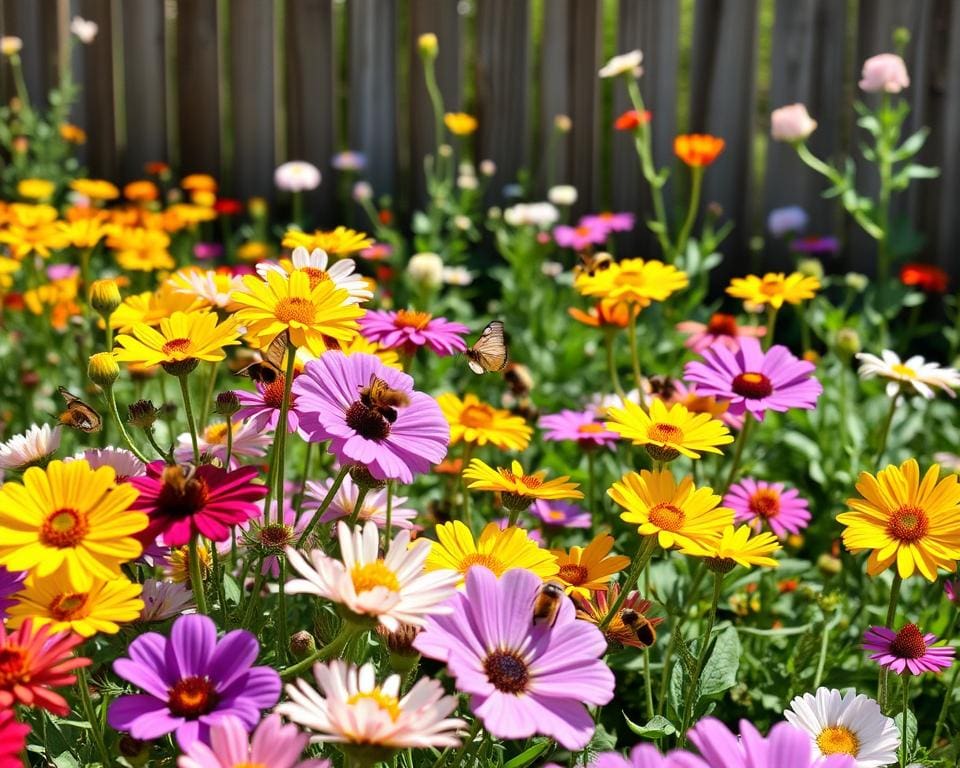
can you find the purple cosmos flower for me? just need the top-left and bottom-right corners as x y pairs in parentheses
(178, 714), (330, 768)
(413, 566), (614, 750)
(580, 211), (636, 234)
(724, 478), (811, 539)
(530, 499), (592, 529)
(0, 566), (26, 621)
(360, 310), (468, 357)
(193, 242), (224, 260)
(553, 222), (608, 251)
(863, 623), (955, 675)
(683, 337), (822, 421)
(790, 236), (840, 256)
(293, 352), (449, 483)
(234, 378), (302, 434)
(539, 409), (619, 448)
(108, 614), (281, 749)
(945, 578), (960, 606)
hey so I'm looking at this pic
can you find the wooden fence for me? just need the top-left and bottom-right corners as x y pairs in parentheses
(1, 0), (959, 273)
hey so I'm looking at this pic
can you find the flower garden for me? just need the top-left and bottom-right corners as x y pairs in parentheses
(0, 12), (959, 768)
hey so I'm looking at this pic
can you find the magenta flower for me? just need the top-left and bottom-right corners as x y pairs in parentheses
(0, 566), (26, 621)
(177, 714), (329, 768)
(945, 578), (960, 606)
(108, 614), (281, 750)
(675, 312), (766, 354)
(129, 461), (268, 547)
(724, 478), (811, 539)
(234, 376), (302, 434)
(530, 499), (592, 529)
(553, 221), (608, 250)
(539, 409), (619, 448)
(863, 623), (955, 675)
(683, 337), (822, 421)
(580, 211), (635, 234)
(360, 309), (468, 356)
(413, 566), (614, 750)
(293, 352), (449, 483)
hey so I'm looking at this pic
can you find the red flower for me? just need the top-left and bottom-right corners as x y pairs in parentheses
(900, 262), (948, 293)
(614, 109), (651, 131)
(0, 620), (89, 716)
(674, 133), (725, 167)
(378, 209), (394, 226)
(214, 197), (244, 216)
(0, 711), (29, 768)
(129, 462), (268, 547)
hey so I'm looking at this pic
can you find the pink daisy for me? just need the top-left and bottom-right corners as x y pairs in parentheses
(580, 211), (635, 234)
(863, 623), (955, 675)
(234, 375), (303, 434)
(552, 221), (608, 250)
(675, 312), (766, 354)
(177, 714), (328, 768)
(360, 309), (468, 356)
(530, 499), (592, 529)
(657, 379), (744, 431)
(724, 478), (811, 538)
(539, 409), (619, 449)
(292, 352), (449, 483)
(683, 337), (822, 421)
(304, 473), (418, 530)
(945, 578), (960, 605)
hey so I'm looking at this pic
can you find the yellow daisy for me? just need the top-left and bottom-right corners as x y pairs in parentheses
(437, 393), (532, 451)
(70, 178), (120, 201)
(113, 310), (241, 373)
(58, 216), (109, 249)
(0, 460), (146, 590)
(726, 272), (820, 309)
(109, 284), (204, 332)
(605, 397), (733, 462)
(336, 334), (402, 370)
(463, 458), (583, 511)
(231, 269), (364, 356)
(424, 521), (558, 582)
(167, 543), (212, 585)
(107, 226), (175, 272)
(551, 534), (631, 598)
(575, 258), (689, 306)
(17, 178), (56, 201)
(6, 571), (143, 637)
(837, 459), (960, 581)
(444, 112), (478, 136)
(682, 525), (781, 570)
(608, 470), (733, 554)
(0, 203), (68, 259)
(282, 226), (374, 255)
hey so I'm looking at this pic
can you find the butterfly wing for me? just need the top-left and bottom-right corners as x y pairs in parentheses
(468, 321), (508, 373)
(57, 386), (102, 432)
(264, 330), (289, 369)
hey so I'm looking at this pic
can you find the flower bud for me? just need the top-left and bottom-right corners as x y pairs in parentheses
(859, 53), (909, 94)
(553, 114), (572, 133)
(816, 553), (842, 577)
(88, 278), (122, 318)
(161, 357), (199, 377)
(88, 352), (120, 388)
(835, 328), (861, 357)
(797, 258), (823, 280)
(248, 196), (268, 218)
(406, 252), (444, 290)
(547, 185), (577, 207)
(128, 399), (159, 429)
(479, 159), (496, 177)
(844, 272), (869, 293)
(289, 630), (317, 659)
(770, 103), (818, 142)
(349, 464), (387, 491)
(1, 36), (22, 56)
(215, 391), (242, 417)
(352, 181), (373, 202)
(417, 32), (438, 60)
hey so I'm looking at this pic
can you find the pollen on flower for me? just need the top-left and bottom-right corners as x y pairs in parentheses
(49, 592), (89, 621)
(299, 266), (330, 289)
(891, 363), (917, 378)
(816, 725), (860, 757)
(889, 623), (928, 659)
(648, 423), (683, 443)
(459, 553), (506, 575)
(202, 422), (230, 445)
(161, 337), (193, 356)
(274, 297), (316, 325)
(887, 505), (929, 542)
(167, 675), (219, 718)
(483, 649), (530, 694)
(394, 309), (432, 330)
(261, 376), (289, 410)
(748, 488), (781, 519)
(732, 372), (773, 399)
(346, 688), (402, 721)
(648, 502), (685, 531)
(40, 508), (89, 548)
(351, 561), (401, 594)
(558, 563), (589, 585)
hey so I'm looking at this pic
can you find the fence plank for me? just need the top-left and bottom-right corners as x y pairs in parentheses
(175, 0), (219, 177)
(935, 1), (960, 271)
(348, 0), (396, 197)
(229, 0), (274, 201)
(408, 0), (461, 208)
(285, 0), (336, 225)
(762, 0), (848, 267)
(610, 0), (681, 257)
(1, 0), (59, 108)
(539, 0), (602, 216)
(475, 0), (529, 196)
(76, 0), (115, 179)
(120, 0), (165, 181)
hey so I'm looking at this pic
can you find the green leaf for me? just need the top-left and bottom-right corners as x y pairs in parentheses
(223, 573), (241, 605)
(503, 739), (552, 768)
(699, 626), (741, 698)
(52, 753), (82, 768)
(893, 709), (917, 761)
(624, 713), (677, 739)
(891, 127), (929, 161)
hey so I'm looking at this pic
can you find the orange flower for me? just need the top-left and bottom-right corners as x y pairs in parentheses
(674, 134), (725, 167)
(568, 300), (631, 329)
(124, 180), (159, 203)
(614, 109), (651, 131)
(900, 263), (948, 294)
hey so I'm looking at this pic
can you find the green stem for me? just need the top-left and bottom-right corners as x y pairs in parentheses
(224, 416), (234, 469)
(587, 450), (597, 516)
(10, 55), (31, 109)
(643, 646), (655, 721)
(625, 78), (671, 259)
(240, 559), (266, 629)
(298, 465), (350, 546)
(604, 329), (625, 399)
(76, 666), (112, 768)
(626, 306), (647, 407)
(280, 624), (359, 679)
(198, 360), (220, 431)
(104, 387), (150, 463)
(262, 345), (298, 525)
(674, 166), (703, 259)
(764, 306), (779, 351)
(931, 645), (960, 748)
(873, 392), (900, 471)
(461, 442), (475, 533)
(345, 487), (370, 529)
(876, 94), (893, 285)
(292, 190), (304, 229)
(277, 555), (288, 665)
(721, 413), (753, 494)
(144, 427), (172, 464)
(189, 534), (209, 615)
(210, 544), (229, 627)
(439, 719), (482, 768)
(812, 611), (833, 689)
(679, 571), (723, 744)
(177, 374), (200, 464)
(422, 55), (446, 155)
(900, 674), (910, 767)
(599, 537), (658, 631)
(878, 573), (903, 711)
(657, 564), (708, 715)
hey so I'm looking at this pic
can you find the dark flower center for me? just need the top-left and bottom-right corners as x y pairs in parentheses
(0, 647), (25, 686)
(345, 401), (392, 441)
(889, 624), (927, 660)
(558, 564), (589, 585)
(748, 489), (781, 519)
(161, 338), (193, 356)
(258, 523), (294, 549)
(167, 675), (219, 718)
(156, 467), (210, 520)
(483, 650), (529, 694)
(732, 372), (773, 399)
(49, 592), (88, 620)
(706, 313), (738, 337)
(40, 508), (89, 548)
(887, 505), (929, 543)
(261, 375), (290, 410)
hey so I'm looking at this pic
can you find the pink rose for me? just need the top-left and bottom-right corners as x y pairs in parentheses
(770, 103), (818, 142)
(859, 53), (910, 94)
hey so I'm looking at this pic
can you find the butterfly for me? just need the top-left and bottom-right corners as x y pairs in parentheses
(57, 386), (103, 433)
(575, 251), (613, 278)
(465, 321), (508, 375)
(236, 330), (289, 385)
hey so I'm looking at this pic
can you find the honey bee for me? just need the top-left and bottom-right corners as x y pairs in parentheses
(161, 463), (198, 491)
(646, 375), (678, 400)
(358, 374), (410, 423)
(620, 608), (658, 648)
(532, 581), (567, 628)
(57, 386), (103, 433)
(575, 251), (613, 278)
(236, 330), (289, 385)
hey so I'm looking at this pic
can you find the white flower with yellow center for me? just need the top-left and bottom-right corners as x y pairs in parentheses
(257, 246), (372, 305)
(598, 49), (643, 78)
(784, 687), (899, 767)
(278, 660), (464, 755)
(856, 350), (960, 399)
(285, 521), (458, 630)
(0, 424), (61, 471)
(174, 418), (273, 468)
(168, 268), (246, 310)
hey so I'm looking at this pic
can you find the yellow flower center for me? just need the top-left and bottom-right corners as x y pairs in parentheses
(759, 278), (783, 296)
(578, 423), (605, 434)
(40, 508), (89, 548)
(647, 423), (683, 444)
(203, 422), (230, 444)
(351, 561), (400, 594)
(49, 591), (89, 621)
(816, 725), (860, 757)
(460, 404), (495, 429)
(394, 309), (432, 330)
(300, 266), (330, 289)
(891, 363), (916, 378)
(167, 675), (219, 718)
(274, 297), (316, 325)
(887, 505), (929, 542)
(459, 553), (506, 576)
(648, 502), (686, 531)
(558, 564), (589, 585)
(346, 688), (402, 721)
(748, 488), (781, 519)
(161, 337), (193, 356)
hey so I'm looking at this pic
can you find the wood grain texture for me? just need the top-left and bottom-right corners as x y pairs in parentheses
(121, 0), (166, 180)
(76, 0), (115, 178)
(1, 0), (59, 108)
(934, 0), (959, 269)
(176, 0), (219, 176)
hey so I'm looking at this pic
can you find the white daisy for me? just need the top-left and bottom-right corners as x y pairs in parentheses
(598, 49), (643, 79)
(138, 579), (194, 622)
(856, 350), (960, 399)
(168, 268), (245, 310)
(442, 266), (474, 287)
(257, 246), (372, 304)
(274, 160), (321, 192)
(0, 423), (61, 470)
(304, 474), (418, 531)
(285, 521), (458, 631)
(784, 687), (900, 767)
(68, 447), (146, 481)
(174, 418), (273, 468)
(277, 660), (464, 753)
